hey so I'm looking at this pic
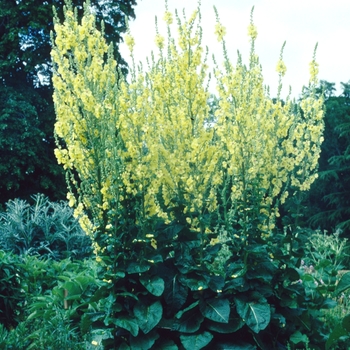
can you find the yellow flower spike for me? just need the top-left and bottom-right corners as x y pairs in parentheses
(276, 59), (287, 77)
(164, 11), (173, 25)
(52, 1), (324, 258)
(155, 34), (165, 49)
(247, 23), (258, 40)
(125, 34), (135, 52)
(309, 60), (319, 84)
(214, 23), (226, 42)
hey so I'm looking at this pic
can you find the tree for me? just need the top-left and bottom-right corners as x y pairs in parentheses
(0, 0), (137, 205)
(307, 81), (350, 234)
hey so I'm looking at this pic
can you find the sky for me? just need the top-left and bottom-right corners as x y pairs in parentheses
(119, 0), (350, 98)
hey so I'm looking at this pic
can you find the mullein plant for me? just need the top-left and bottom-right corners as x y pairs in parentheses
(51, 1), (326, 347)
(51, 1), (323, 252)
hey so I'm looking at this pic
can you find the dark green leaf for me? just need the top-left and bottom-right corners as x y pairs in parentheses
(114, 316), (139, 337)
(234, 297), (270, 333)
(164, 274), (188, 313)
(130, 329), (159, 350)
(200, 298), (230, 323)
(326, 323), (348, 350)
(290, 330), (309, 344)
(335, 272), (350, 295)
(180, 331), (213, 350)
(175, 301), (200, 319)
(173, 309), (204, 333)
(179, 273), (209, 291)
(208, 275), (225, 292)
(127, 261), (150, 274)
(134, 301), (163, 334)
(140, 275), (164, 297)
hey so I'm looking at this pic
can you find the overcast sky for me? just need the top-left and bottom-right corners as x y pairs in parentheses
(119, 0), (350, 98)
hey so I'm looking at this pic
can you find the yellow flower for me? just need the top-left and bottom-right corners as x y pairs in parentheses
(309, 60), (319, 84)
(125, 34), (135, 52)
(247, 23), (258, 40)
(155, 34), (165, 49)
(276, 59), (287, 76)
(66, 192), (76, 207)
(214, 23), (226, 42)
(163, 11), (173, 25)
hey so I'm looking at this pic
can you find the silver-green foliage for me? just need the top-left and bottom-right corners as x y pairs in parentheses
(0, 194), (92, 259)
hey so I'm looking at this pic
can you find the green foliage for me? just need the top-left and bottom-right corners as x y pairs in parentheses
(306, 81), (350, 235)
(0, 255), (99, 349)
(46, 1), (332, 349)
(65, 222), (331, 349)
(0, 0), (138, 204)
(305, 229), (349, 271)
(0, 194), (92, 259)
(0, 251), (25, 328)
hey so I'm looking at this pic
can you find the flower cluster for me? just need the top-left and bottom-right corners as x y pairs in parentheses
(52, 3), (324, 249)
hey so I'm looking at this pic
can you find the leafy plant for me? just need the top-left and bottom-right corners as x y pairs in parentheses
(0, 194), (92, 259)
(50, 1), (326, 349)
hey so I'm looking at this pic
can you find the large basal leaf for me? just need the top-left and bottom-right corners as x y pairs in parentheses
(134, 301), (163, 334)
(164, 274), (188, 313)
(114, 316), (139, 337)
(140, 275), (165, 297)
(173, 309), (204, 333)
(199, 298), (230, 323)
(180, 331), (213, 350)
(234, 297), (270, 333)
(130, 329), (159, 350)
(335, 272), (350, 295)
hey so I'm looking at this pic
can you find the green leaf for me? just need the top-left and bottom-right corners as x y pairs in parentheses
(175, 300), (200, 319)
(130, 329), (159, 350)
(335, 272), (350, 295)
(127, 261), (150, 274)
(234, 297), (270, 333)
(140, 275), (165, 297)
(180, 331), (213, 350)
(134, 301), (162, 334)
(290, 330), (309, 345)
(179, 273), (209, 291)
(173, 309), (204, 333)
(200, 298), (230, 323)
(205, 317), (244, 334)
(114, 316), (139, 337)
(164, 274), (188, 313)
(326, 323), (348, 350)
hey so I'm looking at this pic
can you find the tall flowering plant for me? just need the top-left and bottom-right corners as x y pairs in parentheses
(51, 2), (327, 348)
